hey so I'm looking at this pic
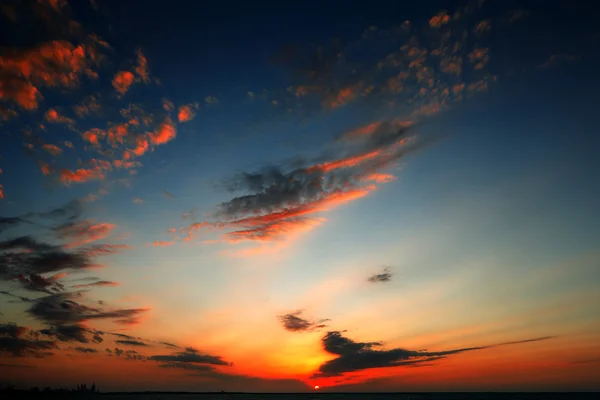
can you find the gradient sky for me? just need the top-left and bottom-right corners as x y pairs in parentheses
(1, 0), (599, 393)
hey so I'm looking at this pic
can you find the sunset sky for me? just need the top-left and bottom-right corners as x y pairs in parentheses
(1, 0), (599, 393)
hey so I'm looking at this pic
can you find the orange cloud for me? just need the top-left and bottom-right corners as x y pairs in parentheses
(62, 222), (116, 248)
(150, 118), (176, 145)
(151, 241), (175, 247)
(226, 186), (376, 231)
(224, 217), (325, 243)
(177, 103), (198, 123)
(474, 19), (492, 35)
(182, 184), (377, 245)
(73, 280), (120, 289)
(341, 120), (413, 141)
(42, 143), (62, 156)
(40, 163), (51, 175)
(295, 85), (312, 97)
(329, 87), (356, 109)
(44, 108), (74, 124)
(60, 159), (111, 185)
(0, 80), (40, 110)
(112, 70), (135, 95)
(343, 122), (382, 139)
(429, 12), (450, 28)
(362, 173), (396, 183)
(0, 106), (17, 120)
(163, 99), (175, 111)
(467, 79), (488, 93)
(0, 184), (4, 199)
(134, 49), (150, 83)
(73, 94), (101, 117)
(130, 136), (149, 157)
(452, 83), (465, 95)
(307, 149), (383, 173)
(0, 40), (92, 109)
(468, 48), (489, 70)
(82, 128), (104, 145)
(440, 56), (463, 75)
(114, 160), (140, 169)
(107, 123), (129, 146)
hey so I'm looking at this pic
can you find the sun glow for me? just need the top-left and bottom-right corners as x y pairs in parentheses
(314, 385), (320, 390)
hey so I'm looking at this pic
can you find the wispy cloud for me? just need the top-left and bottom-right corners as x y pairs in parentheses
(150, 241), (175, 247)
(115, 339), (148, 347)
(55, 220), (116, 248)
(536, 54), (581, 70)
(72, 280), (119, 289)
(148, 347), (231, 366)
(313, 331), (555, 377)
(277, 310), (330, 332)
(367, 267), (393, 283)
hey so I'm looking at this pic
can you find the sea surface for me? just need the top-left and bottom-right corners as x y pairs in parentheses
(93, 393), (597, 400)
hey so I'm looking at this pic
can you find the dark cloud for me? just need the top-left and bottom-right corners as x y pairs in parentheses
(0, 217), (25, 233)
(126, 350), (145, 361)
(160, 362), (215, 372)
(39, 324), (92, 343)
(0, 236), (98, 282)
(0, 325), (36, 357)
(115, 339), (148, 347)
(367, 266), (392, 283)
(148, 348), (230, 366)
(0, 335), (56, 358)
(24, 200), (83, 222)
(92, 332), (103, 343)
(497, 336), (555, 346)
(28, 293), (148, 326)
(104, 332), (138, 340)
(0, 290), (32, 302)
(314, 331), (481, 377)
(0, 236), (57, 252)
(277, 311), (330, 332)
(0, 323), (29, 338)
(159, 341), (178, 348)
(313, 331), (555, 377)
(16, 273), (65, 294)
(74, 347), (97, 353)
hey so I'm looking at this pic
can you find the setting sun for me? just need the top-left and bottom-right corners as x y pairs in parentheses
(314, 386), (320, 390)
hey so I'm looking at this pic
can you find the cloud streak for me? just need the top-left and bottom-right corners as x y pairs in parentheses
(313, 331), (555, 377)
(367, 267), (392, 283)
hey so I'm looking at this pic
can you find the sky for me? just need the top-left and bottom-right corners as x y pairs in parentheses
(1, 0), (599, 393)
